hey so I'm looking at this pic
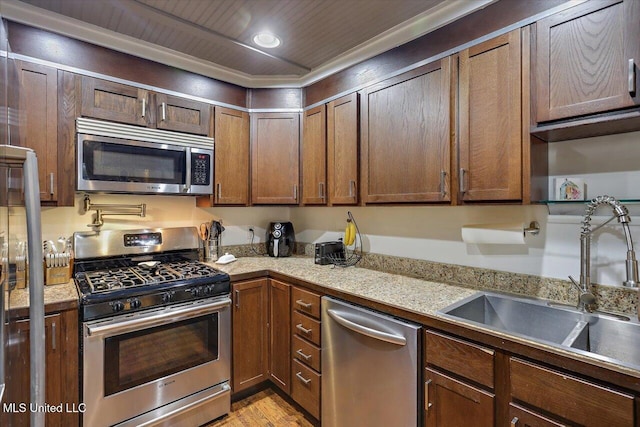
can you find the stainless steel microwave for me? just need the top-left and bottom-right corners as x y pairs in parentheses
(76, 118), (213, 195)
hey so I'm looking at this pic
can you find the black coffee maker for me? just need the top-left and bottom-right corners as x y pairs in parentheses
(267, 222), (295, 257)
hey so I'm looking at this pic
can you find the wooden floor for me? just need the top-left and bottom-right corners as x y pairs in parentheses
(205, 388), (315, 427)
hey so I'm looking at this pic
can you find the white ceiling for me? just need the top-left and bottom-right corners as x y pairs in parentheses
(1, 0), (496, 87)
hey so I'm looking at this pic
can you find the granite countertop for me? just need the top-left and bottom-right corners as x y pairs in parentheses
(7, 279), (79, 311)
(211, 256), (640, 379)
(209, 256), (478, 316)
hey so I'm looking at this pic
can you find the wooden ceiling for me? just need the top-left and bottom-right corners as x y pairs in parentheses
(5, 0), (496, 86)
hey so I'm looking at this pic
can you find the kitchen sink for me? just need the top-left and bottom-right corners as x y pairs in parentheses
(438, 291), (640, 370)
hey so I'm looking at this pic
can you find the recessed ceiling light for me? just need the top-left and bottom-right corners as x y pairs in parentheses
(253, 32), (281, 49)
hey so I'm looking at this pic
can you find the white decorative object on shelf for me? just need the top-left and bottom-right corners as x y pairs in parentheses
(555, 177), (584, 201)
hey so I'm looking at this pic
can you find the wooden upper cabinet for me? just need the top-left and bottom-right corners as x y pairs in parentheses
(81, 76), (149, 126)
(535, 0), (640, 122)
(251, 112), (300, 205)
(301, 105), (327, 205)
(155, 92), (211, 135)
(361, 58), (451, 204)
(458, 29), (523, 202)
(327, 92), (359, 205)
(16, 61), (58, 202)
(81, 76), (212, 135)
(213, 107), (249, 205)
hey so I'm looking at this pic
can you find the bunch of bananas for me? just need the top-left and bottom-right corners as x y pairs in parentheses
(343, 219), (356, 246)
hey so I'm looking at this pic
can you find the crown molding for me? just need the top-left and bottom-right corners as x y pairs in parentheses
(0, 0), (495, 88)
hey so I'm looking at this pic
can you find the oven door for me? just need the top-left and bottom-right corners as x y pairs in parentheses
(82, 297), (230, 427)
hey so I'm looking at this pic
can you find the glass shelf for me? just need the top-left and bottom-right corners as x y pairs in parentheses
(538, 200), (640, 216)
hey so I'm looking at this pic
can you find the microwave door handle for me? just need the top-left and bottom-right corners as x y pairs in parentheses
(183, 147), (191, 193)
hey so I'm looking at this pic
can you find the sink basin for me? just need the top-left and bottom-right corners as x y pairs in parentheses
(438, 291), (640, 370)
(564, 316), (640, 368)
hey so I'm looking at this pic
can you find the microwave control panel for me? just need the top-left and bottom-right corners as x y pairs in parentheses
(191, 153), (211, 186)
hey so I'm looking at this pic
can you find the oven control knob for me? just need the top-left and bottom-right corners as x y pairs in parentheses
(112, 301), (125, 312)
(161, 292), (173, 303)
(203, 285), (212, 296)
(130, 298), (141, 309)
(192, 287), (202, 297)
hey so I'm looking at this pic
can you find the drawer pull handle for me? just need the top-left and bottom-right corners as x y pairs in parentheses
(459, 168), (466, 194)
(296, 349), (312, 360)
(296, 299), (313, 309)
(510, 416), (519, 427)
(296, 372), (312, 385)
(141, 97), (146, 118)
(440, 170), (447, 198)
(161, 102), (167, 121)
(629, 59), (636, 95)
(296, 323), (312, 334)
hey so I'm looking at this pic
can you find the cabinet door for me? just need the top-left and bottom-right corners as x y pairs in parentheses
(458, 29), (522, 202)
(1, 313), (78, 427)
(155, 93), (211, 135)
(424, 367), (494, 427)
(327, 93), (359, 205)
(361, 58), (451, 203)
(16, 61), (58, 202)
(301, 105), (327, 205)
(535, 0), (640, 122)
(81, 76), (149, 126)
(268, 279), (291, 393)
(232, 279), (268, 393)
(213, 107), (250, 205)
(251, 112), (300, 205)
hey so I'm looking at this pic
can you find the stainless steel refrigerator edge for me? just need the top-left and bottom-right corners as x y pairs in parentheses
(321, 296), (420, 426)
(1, 146), (45, 426)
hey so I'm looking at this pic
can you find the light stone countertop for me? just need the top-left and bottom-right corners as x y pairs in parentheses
(209, 256), (478, 316)
(211, 256), (640, 379)
(7, 279), (79, 311)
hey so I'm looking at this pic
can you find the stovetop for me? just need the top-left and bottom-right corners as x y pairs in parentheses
(73, 227), (231, 321)
(77, 258), (224, 294)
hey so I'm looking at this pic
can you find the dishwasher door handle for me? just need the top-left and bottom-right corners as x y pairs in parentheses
(327, 308), (407, 346)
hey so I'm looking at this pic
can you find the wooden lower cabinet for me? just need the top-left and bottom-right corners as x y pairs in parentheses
(232, 278), (269, 393)
(290, 286), (322, 419)
(424, 367), (495, 427)
(268, 279), (291, 393)
(1, 309), (79, 427)
(510, 358), (635, 427)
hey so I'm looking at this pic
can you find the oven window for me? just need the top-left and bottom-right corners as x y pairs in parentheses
(82, 140), (186, 184)
(103, 313), (218, 396)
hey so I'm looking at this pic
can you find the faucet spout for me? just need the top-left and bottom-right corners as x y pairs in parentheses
(574, 195), (639, 311)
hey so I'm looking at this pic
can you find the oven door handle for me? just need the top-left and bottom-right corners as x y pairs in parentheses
(86, 298), (231, 338)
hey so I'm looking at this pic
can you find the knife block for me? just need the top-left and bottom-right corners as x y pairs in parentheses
(45, 263), (71, 286)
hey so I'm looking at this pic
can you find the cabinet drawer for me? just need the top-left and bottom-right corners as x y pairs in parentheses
(510, 358), (634, 427)
(425, 330), (494, 389)
(293, 335), (321, 372)
(291, 359), (320, 419)
(292, 287), (321, 319)
(293, 311), (321, 346)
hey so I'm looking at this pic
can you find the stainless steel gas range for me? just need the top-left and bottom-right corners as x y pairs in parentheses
(73, 227), (231, 427)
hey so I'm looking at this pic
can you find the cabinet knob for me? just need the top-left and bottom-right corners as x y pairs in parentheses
(510, 416), (519, 427)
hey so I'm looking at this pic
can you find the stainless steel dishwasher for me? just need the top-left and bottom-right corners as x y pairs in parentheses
(322, 296), (420, 426)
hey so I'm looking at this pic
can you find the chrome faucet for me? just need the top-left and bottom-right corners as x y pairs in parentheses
(569, 195), (639, 312)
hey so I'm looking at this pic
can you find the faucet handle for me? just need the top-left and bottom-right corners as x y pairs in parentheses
(568, 275), (581, 292)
